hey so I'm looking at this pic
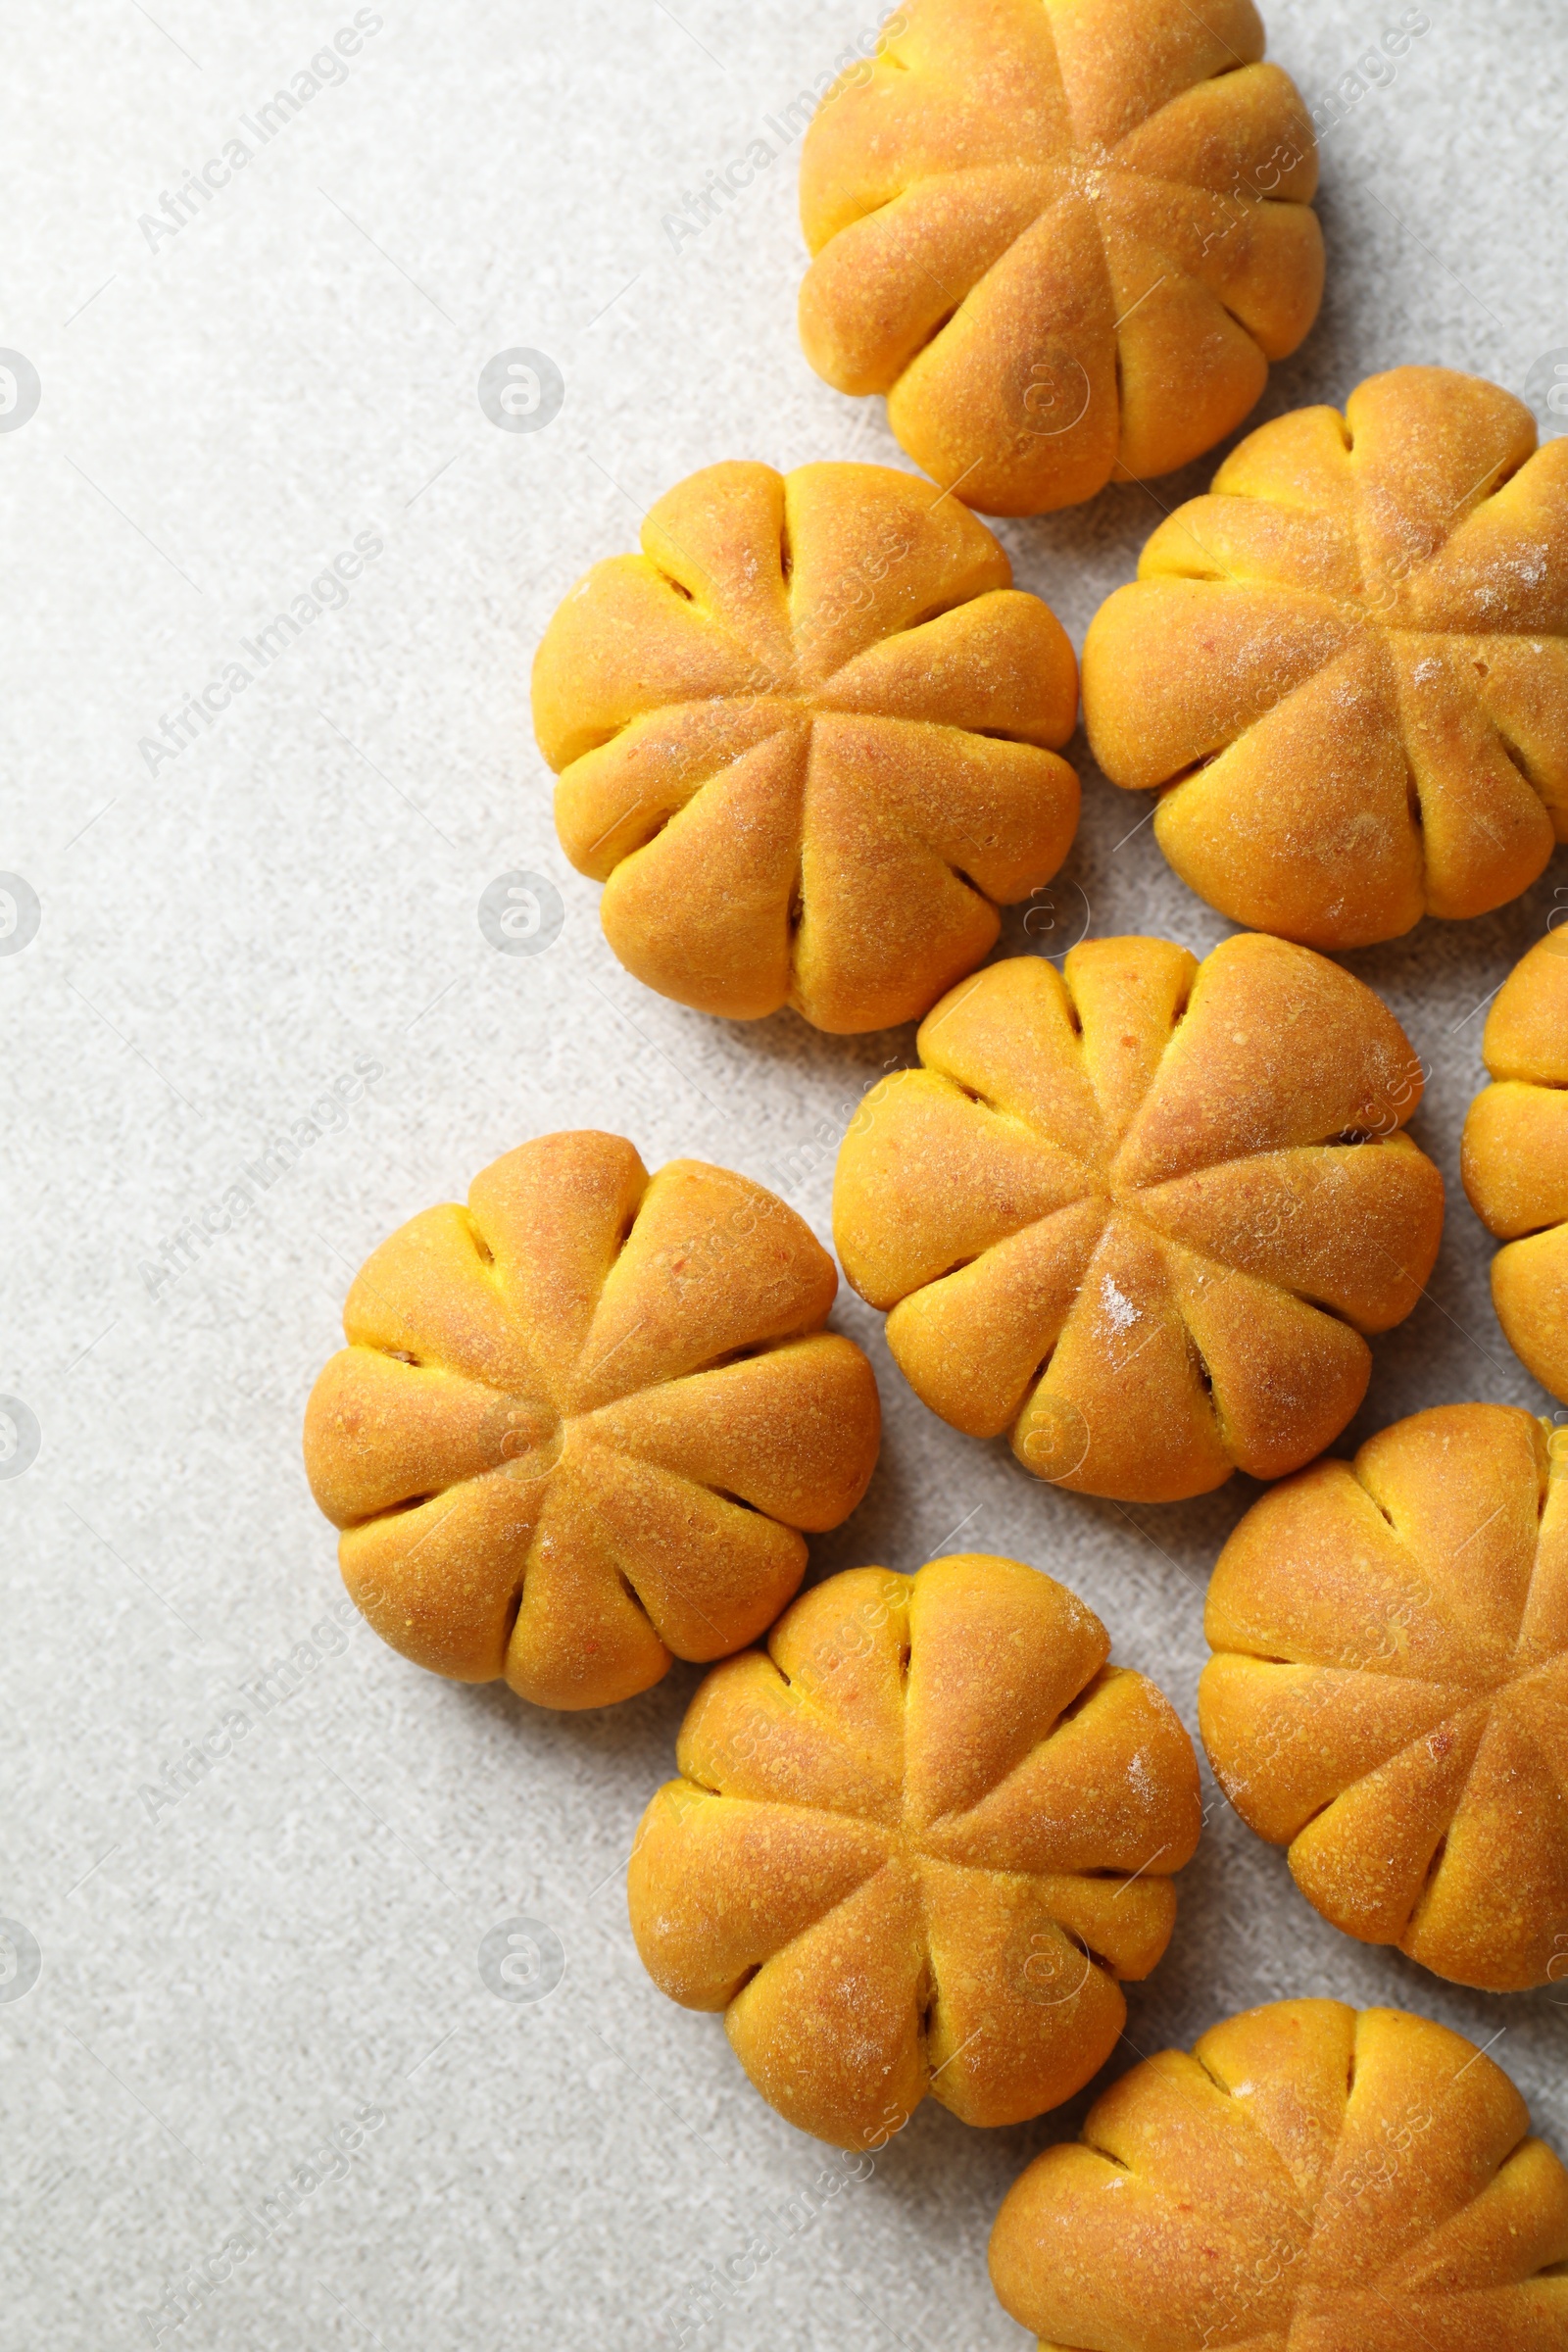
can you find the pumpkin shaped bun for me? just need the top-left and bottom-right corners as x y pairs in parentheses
(534, 461), (1079, 1033)
(833, 934), (1444, 1504)
(303, 1133), (880, 1710)
(1462, 932), (1568, 1403)
(628, 1554), (1200, 2149)
(991, 1999), (1568, 2352)
(1200, 1403), (1568, 1991)
(1084, 368), (1568, 947)
(798, 0), (1323, 515)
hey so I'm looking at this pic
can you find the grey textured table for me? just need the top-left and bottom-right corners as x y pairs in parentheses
(3, 3), (1567, 2345)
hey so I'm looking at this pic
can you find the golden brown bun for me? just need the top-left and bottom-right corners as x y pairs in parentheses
(302, 1132), (879, 1710)
(990, 1998), (1568, 2350)
(627, 1554), (1200, 2149)
(1200, 1404), (1568, 1991)
(533, 461), (1078, 1033)
(1463, 932), (1568, 1401)
(833, 934), (1444, 1503)
(798, 0), (1322, 516)
(1083, 367), (1568, 947)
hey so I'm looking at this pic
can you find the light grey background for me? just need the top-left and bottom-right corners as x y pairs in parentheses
(3, 3), (1567, 2346)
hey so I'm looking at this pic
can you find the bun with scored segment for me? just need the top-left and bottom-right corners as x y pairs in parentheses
(1084, 368), (1568, 947)
(990, 1998), (1568, 2351)
(628, 1553), (1200, 2149)
(535, 460), (1078, 1033)
(1463, 930), (1568, 1402)
(833, 932), (1444, 1503)
(798, 0), (1322, 515)
(303, 1131), (879, 1710)
(1200, 1401), (1568, 1991)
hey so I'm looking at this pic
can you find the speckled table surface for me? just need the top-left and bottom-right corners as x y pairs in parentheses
(3, 3), (1567, 2346)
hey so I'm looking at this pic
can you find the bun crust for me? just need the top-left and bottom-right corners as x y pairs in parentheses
(1200, 1403), (1568, 1990)
(303, 1132), (880, 1709)
(1463, 931), (1568, 1401)
(627, 1554), (1200, 2148)
(1084, 368), (1568, 947)
(798, 0), (1323, 515)
(534, 461), (1079, 1033)
(833, 933), (1444, 1502)
(990, 1998), (1568, 2351)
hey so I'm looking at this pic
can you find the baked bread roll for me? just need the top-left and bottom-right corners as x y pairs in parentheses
(798, 0), (1322, 515)
(1084, 367), (1568, 947)
(990, 1998), (1568, 2350)
(628, 1554), (1200, 2148)
(534, 460), (1079, 1032)
(302, 1132), (879, 1710)
(833, 933), (1444, 1503)
(1200, 1402), (1568, 1990)
(1462, 932), (1568, 1402)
